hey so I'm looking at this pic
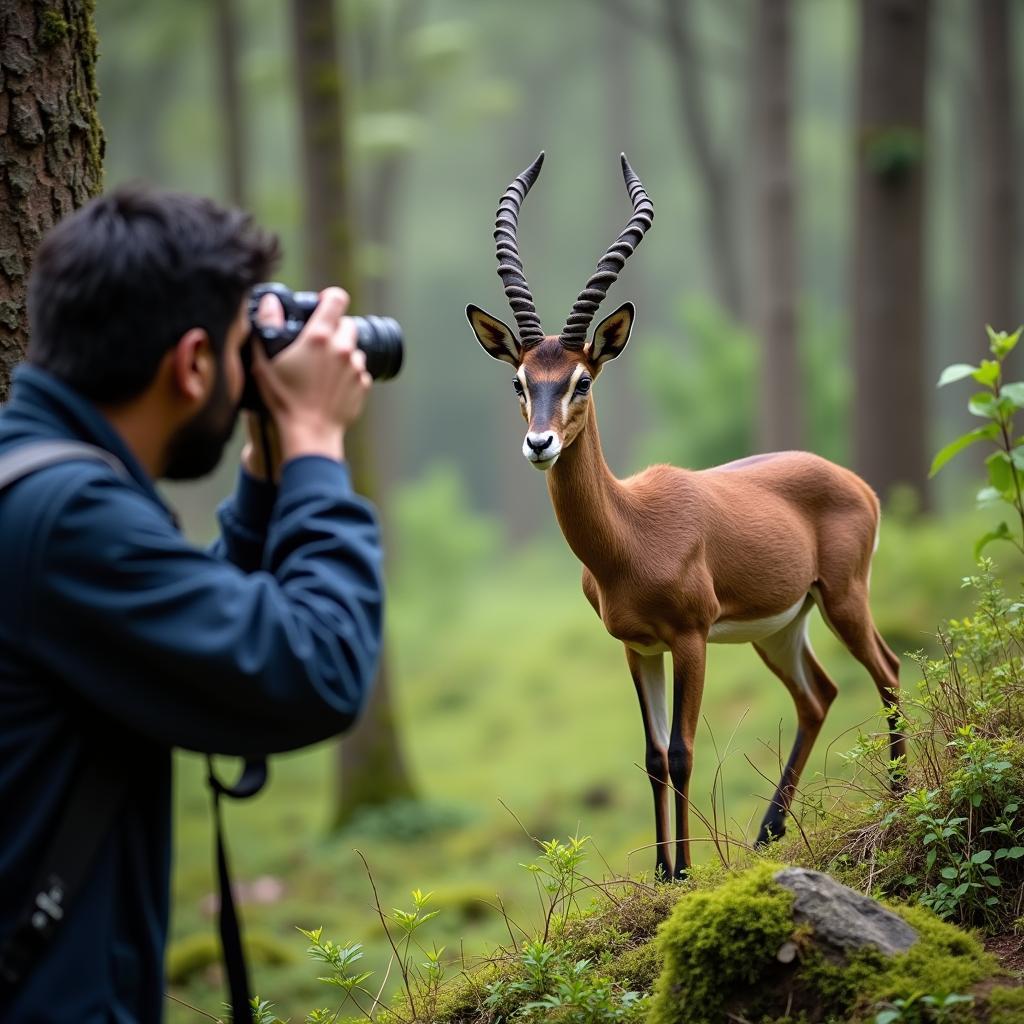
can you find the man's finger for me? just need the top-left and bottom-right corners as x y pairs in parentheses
(256, 293), (286, 327)
(333, 316), (358, 353)
(302, 287), (349, 339)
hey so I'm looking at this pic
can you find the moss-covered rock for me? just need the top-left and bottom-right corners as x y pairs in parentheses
(648, 864), (1000, 1024)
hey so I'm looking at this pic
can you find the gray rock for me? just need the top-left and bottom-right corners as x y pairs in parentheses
(774, 867), (918, 957)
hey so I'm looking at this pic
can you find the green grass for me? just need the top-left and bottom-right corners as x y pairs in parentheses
(164, 498), (1020, 1022)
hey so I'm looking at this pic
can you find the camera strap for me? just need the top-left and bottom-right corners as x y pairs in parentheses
(0, 440), (268, 1024)
(206, 756), (268, 1024)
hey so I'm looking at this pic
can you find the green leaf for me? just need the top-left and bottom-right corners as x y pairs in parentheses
(971, 849), (992, 864)
(1007, 847), (1024, 859)
(975, 522), (1012, 560)
(940, 866), (958, 880)
(973, 360), (1001, 387)
(969, 392), (999, 419)
(937, 363), (980, 387)
(929, 424), (999, 477)
(987, 325), (1022, 358)
(1002, 381), (1024, 407)
(976, 486), (1003, 507)
(986, 451), (1014, 491)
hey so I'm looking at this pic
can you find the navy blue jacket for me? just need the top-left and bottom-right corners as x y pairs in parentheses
(0, 366), (384, 1022)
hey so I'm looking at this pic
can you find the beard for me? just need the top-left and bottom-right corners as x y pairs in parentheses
(163, 365), (240, 481)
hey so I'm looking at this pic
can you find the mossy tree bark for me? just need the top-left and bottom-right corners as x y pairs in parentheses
(290, 0), (416, 829)
(852, 0), (930, 507)
(0, 0), (104, 400)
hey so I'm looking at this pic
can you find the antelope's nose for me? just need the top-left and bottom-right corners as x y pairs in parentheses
(526, 433), (554, 453)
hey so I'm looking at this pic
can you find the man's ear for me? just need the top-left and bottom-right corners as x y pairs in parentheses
(589, 302), (634, 364)
(466, 305), (521, 366)
(170, 328), (216, 404)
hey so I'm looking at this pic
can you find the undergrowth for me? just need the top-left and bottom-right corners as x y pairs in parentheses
(778, 564), (1024, 934)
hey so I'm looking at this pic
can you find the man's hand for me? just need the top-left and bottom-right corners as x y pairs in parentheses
(250, 287), (372, 465)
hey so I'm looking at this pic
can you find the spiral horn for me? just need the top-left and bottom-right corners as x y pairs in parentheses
(494, 152), (546, 348)
(559, 154), (654, 350)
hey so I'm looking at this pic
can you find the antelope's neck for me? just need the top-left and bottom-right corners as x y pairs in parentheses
(547, 403), (629, 572)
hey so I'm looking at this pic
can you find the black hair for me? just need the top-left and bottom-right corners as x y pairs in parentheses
(27, 185), (281, 403)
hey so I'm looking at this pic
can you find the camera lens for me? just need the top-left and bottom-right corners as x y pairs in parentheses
(352, 316), (404, 381)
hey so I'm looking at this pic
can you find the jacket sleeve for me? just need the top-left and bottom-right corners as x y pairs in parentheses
(28, 456), (383, 756)
(211, 467), (278, 572)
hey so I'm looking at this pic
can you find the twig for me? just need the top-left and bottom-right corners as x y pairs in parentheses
(355, 849), (417, 1020)
(164, 993), (224, 1023)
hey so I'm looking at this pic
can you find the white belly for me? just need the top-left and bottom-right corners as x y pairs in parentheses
(708, 596), (807, 645)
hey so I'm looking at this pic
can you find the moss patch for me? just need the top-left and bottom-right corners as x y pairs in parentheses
(989, 985), (1024, 1024)
(649, 863), (798, 1024)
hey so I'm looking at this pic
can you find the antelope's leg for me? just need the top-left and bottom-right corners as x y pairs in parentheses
(667, 632), (707, 879)
(753, 605), (837, 846)
(812, 583), (906, 786)
(626, 647), (672, 880)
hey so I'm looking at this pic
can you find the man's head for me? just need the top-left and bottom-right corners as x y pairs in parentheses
(27, 185), (280, 478)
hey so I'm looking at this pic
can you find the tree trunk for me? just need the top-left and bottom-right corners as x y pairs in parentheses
(752, 0), (800, 453)
(659, 0), (744, 321)
(0, 0), (104, 399)
(214, 0), (246, 209)
(975, 0), (1017, 345)
(852, 0), (930, 507)
(290, 0), (416, 829)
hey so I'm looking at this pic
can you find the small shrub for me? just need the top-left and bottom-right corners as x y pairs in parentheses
(778, 566), (1024, 933)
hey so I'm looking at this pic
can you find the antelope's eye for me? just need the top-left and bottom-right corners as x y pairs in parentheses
(575, 377), (592, 396)
(512, 377), (524, 396)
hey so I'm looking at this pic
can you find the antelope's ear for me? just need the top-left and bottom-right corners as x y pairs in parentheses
(589, 302), (634, 364)
(466, 305), (521, 366)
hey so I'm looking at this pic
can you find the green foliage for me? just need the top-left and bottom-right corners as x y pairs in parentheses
(777, 566), (1024, 933)
(166, 930), (295, 986)
(637, 297), (849, 470)
(988, 986), (1024, 1024)
(864, 126), (924, 181)
(932, 327), (1024, 558)
(874, 992), (974, 1024)
(391, 464), (501, 607)
(339, 798), (474, 842)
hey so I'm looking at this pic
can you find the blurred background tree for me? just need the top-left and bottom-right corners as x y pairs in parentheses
(852, 0), (930, 508)
(290, 0), (417, 825)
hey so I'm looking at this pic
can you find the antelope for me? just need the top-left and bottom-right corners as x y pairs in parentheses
(466, 153), (906, 880)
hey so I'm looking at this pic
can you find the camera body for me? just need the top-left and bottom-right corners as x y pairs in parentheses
(241, 282), (403, 411)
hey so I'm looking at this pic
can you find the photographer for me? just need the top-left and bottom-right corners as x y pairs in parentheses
(0, 186), (383, 1021)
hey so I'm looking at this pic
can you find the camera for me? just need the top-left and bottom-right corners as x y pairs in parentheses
(242, 282), (404, 411)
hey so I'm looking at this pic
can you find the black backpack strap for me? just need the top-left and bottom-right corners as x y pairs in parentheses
(0, 750), (128, 994)
(0, 440), (130, 997)
(0, 439), (127, 488)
